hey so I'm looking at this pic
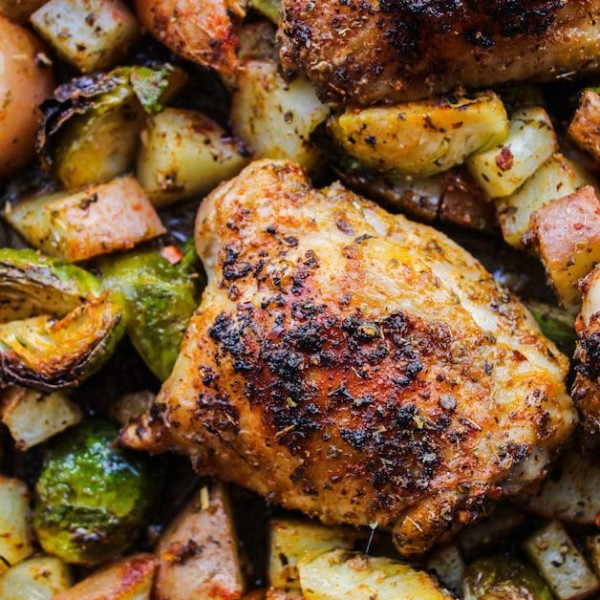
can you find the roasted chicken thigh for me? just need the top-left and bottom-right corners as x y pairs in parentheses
(122, 160), (576, 555)
(279, 0), (600, 105)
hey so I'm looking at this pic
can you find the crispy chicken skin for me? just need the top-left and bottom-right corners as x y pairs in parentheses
(122, 160), (576, 555)
(279, 0), (600, 105)
(573, 267), (600, 438)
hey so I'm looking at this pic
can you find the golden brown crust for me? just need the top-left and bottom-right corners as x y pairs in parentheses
(278, 0), (600, 105)
(122, 160), (576, 555)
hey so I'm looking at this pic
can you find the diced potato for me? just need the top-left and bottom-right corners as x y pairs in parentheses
(5, 176), (166, 262)
(527, 186), (600, 309)
(269, 520), (357, 593)
(426, 544), (465, 596)
(231, 60), (330, 171)
(518, 449), (600, 525)
(0, 386), (82, 450)
(298, 550), (451, 600)
(569, 90), (600, 162)
(523, 521), (599, 600)
(0, 476), (34, 575)
(155, 482), (245, 600)
(0, 556), (72, 599)
(467, 107), (558, 198)
(496, 153), (597, 249)
(137, 108), (249, 207)
(0, 0), (46, 22)
(108, 390), (155, 426)
(53, 553), (157, 600)
(329, 91), (508, 177)
(31, 0), (140, 73)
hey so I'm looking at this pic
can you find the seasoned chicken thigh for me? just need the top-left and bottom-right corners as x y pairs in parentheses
(279, 0), (600, 105)
(122, 160), (576, 555)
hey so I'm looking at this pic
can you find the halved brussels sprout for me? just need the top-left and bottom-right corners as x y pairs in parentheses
(99, 242), (201, 381)
(0, 248), (125, 390)
(33, 420), (160, 566)
(37, 64), (187, 190)
(463, 555), (554, 600)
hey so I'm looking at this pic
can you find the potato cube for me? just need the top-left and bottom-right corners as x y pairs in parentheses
(528, 186), (600, 309)
(5, 176), (165, 262)
(569, 90), (600, 162)
(31, 0), (140, 73)
(0, 556), (72, 599)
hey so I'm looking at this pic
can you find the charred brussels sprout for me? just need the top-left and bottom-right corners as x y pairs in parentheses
(463, 555), (554, 600)
(37, 64), (187, 190)
(0, 249), (125, 390)
(33, 420), (158, 565)
(100, 243), (202, 381)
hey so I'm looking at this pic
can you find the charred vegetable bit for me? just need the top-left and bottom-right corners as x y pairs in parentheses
(33, 420), (159, 566)
(99, 242), (201, 381)
(0, 249), (125, 390)
(37, 64), (187, 189)
(463, 555), (554, 600)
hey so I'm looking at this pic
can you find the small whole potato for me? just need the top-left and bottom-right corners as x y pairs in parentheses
(0, 15), (54, 178)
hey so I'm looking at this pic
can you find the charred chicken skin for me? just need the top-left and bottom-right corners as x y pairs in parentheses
(278, 0), (600, 105)
(122, 160), (576, 555)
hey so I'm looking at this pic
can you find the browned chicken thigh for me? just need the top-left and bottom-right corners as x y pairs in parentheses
(279, 0), (600, 105)
(122, 160), (576, 555)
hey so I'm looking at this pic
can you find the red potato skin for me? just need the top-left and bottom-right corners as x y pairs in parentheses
(0, 16), (54, 178)
(135, 0), (242, 75)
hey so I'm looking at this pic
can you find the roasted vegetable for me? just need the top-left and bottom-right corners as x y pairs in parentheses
(0, 556), (73, 599)
(569, 90), (600, 163)
(426, 544), (465, 597)
(0, 15), (54, 178)
(0, 386), (82, 450)
(33, 420), (159, 565)
(269, 519), (357, 593)
(463, 555), (554, 600)
(31, 0), (140, 73)
(249, 0), (280, 22)
(496, 153), (596, 249)
(4, 176), (166, 262)
(53, 553), (156, 600)
(518, 449), (600, 526)
(523, 521), (599, 600)
(99, 243), (201, 380)
(467, 107), (558, 198)
(136, 108), (248, 207)
(155, 483), (245, 600)
(328, 91), (508, 177)
(297, 549), (451, 599)
(37, 65), (187, 189)
(0, 476), (34, 575)
(525, 301), (577, 355)
(231, 60), (330, 171)
(527, 186), (600, 309)
(108, 390), (155, 426)
(0, 248), (125, 390)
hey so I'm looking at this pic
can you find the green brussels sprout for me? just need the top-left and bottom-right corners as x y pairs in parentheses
(33, 420), (159, 565)
(37, 64), (187, 190)
(524, 300), (576, 356)
(249, 0), (280, 23)
(99, 242), (202, 381)
(463, 555), (554, 600)
(0, 248), (125, 390)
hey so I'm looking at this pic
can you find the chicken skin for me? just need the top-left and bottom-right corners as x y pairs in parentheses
(122, 160), (576, 555)
(279, 0), (600, 105)
(573, 267), (600, 439)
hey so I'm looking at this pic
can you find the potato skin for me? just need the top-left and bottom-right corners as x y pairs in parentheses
(0, 16), (54, 178)
(135, 0), (240, 75)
